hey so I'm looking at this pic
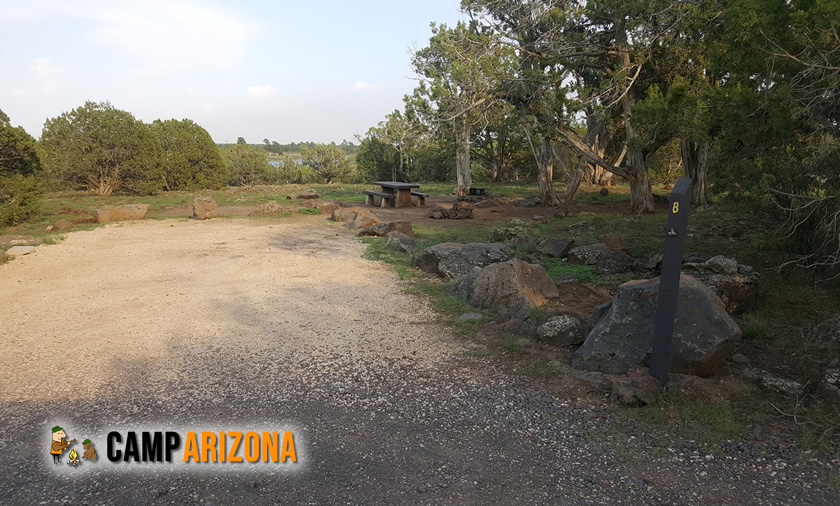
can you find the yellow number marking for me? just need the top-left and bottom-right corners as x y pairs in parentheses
(672, 202), (679, 214)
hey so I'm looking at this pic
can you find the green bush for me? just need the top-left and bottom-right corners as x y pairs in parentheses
(0, 174), (43, 226)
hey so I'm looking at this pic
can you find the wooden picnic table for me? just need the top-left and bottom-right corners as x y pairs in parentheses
(371, 181), (421, 208)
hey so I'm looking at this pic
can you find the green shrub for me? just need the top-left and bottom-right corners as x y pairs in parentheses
(0, 174), (42, 226)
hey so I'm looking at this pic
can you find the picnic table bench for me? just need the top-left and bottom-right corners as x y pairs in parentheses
(365, 181), (423, 208)
(363, 189), (396, 208)
(411, 191), (428, 206)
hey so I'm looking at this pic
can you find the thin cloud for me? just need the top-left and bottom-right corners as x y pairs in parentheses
(27, 57), (65, 95)
(248, 85), (276, 98)
(340, 81), (382, 93)
(20, 0), (256, 77)
(29, 57), (53, 74)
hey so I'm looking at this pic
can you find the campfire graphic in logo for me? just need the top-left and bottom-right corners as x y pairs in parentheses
(66, 448), (81, 467)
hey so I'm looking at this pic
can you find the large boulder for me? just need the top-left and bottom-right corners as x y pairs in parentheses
(95, 204), (151, 224)
(567, 243), (635, 274)
(386, 231), (418, 255)
(413, 243), (514, 279)
(450, 259), (559, 318)
(313, 200), (339, 216)
(331, 207), (382, 229)
(192, 197), (220, 220)
(492, 226), (525, 242)
(683, 256), (760, 313)
(810, 314), (840, 343)
(248, 201), (284, 216)
(358, 221), (414, 238)
(572, 274), (741, 376)
(537, 315), (587, 345)
(536, 238), (575, 258)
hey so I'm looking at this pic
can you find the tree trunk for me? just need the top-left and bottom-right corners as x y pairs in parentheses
(625, 150), (654, 213)
(454, 115), (472, 194)
(681, 139), (711, 207)
(561, 166), (583, 204)
(581, 115), (613, 186)
(615, 17), (654, 214)
(536, 136), (561, 206)
(492, 161), (502, 182)
(523, 124), (561, 206)
(88, 166), (119, 197)
(398, 143), (405, 182)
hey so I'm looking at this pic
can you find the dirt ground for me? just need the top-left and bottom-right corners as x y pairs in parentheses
(1, 216), (838, 504)
(0, 216), (456, 403)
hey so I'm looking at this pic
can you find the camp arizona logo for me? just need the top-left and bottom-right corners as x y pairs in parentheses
(50, 426), (298, 467)
(109, 430), (297, 463)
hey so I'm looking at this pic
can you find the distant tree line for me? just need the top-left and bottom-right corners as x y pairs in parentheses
(0, 99), (372, 222)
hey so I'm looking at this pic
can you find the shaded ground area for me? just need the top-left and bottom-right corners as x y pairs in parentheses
(1, 218), (838, 504)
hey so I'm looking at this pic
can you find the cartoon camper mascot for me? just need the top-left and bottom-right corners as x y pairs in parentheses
(82, 439), (97, 460)
(50, 426), (76, 464)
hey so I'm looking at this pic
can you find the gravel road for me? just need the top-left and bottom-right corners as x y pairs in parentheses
(0, 217), (837, 504)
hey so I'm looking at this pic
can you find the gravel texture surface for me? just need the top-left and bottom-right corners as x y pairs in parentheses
(0, 217), (838, 504)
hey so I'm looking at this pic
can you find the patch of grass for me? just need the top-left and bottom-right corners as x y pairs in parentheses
(361, 236), (478, 321)
(466, 348), (493, 358)
(454, 318), (484, 338)
(429, 291), (473, 317)
(528, 306), (544, 321)
(629, 390), (753, 449)
(413, 223), (495, 249)
(583, 423), (642, 463)
(41, 234), (66, 245)
(829, 473), (840, 491)
(740, 315), (773, 340)
(755, 270), (839, 328)
(502, 338), (525, 354)
(297, 208), (320, 215)
(513, 361), (539, 376)
(798, 425), (829, 451)
(542, 258), (597, 282)
(360, 237), (415, 280)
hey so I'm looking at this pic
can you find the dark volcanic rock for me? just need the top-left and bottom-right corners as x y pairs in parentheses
(536, 315), (586, 345)
(809, 313), (840, 344)
(358, 221), (414, 238)
(567, 243), (635, 274)
(413, 243), (514, 279)
(536, 238), (575, 258)
(385, 231), (417, 255)
(450, 259), (559, 318)
(572, 274), (741, 376)
(683, 256), (760, 313)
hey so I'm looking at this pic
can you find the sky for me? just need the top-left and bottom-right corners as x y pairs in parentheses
(0, 0), (467, 144)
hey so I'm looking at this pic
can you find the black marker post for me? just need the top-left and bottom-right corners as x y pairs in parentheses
(649, 177), (692, 384)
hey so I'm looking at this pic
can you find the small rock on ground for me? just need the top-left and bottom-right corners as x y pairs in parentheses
(6, 245), (36, 256)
